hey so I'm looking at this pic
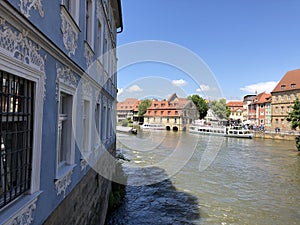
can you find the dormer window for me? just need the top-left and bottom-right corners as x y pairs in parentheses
(281, 85), (286, 90)
(291, 83), (296, 88)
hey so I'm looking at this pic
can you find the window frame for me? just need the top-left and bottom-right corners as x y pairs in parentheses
(0, 54), (44, 208)
(56, 83), (76, 180)
(62, 0), (80, 25)
(82, 98), (92, 155)
(85, 0), (95, 49)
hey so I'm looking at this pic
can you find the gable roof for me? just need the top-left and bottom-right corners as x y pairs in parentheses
(249, 92), (272, 105)
(227, 101), (243, 107)
(117, 98), (138, 110)
(257, 92), (271, 104)
(272, 69), (300, 93)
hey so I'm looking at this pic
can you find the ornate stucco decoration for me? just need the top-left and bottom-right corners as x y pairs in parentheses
(0, 18), (47, 99)
(80, 159), (88, 171)
(95, 90), (101, 104)
(84, 42), (94, 68)
(60, 6), (79, 56)
(102, 94), (108, 106)
(5, 197), (38, 225)
(19, 0), (44, 18)
(82, 79), (93, 98)
(56, 64), (79, 88)
(0, 18), (45, 71)
(55, 169), (73, 197)
(96, 0), (101, 19)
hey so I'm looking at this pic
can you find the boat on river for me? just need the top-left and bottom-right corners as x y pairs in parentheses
(140, 123), (165, 130)
(189, 125), (253, 139)
(116, 126), (137, 134)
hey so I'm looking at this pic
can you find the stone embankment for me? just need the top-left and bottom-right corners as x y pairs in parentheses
(254, 130), (300, 141)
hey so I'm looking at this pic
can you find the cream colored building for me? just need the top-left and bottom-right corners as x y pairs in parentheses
(144, 94), (199, 131)
(271, 69), (300, 130)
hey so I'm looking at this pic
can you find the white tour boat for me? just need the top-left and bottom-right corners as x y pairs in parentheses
(225, 126), (253, 138)
(189, 125), (226, 136)
(189, 125), (253, 139)
(140, 123), (165, 130)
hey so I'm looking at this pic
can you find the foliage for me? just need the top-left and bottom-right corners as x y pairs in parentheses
(286, 98), (300, 151)
(138, 99), (152, 116)
(296, 136), (300, 151)
(107, 154), (127, 213)
(286, 98), (300, 130)
(121, 119), (129, 127)
(210, 98), (230, 120)
(187, 95), (208, 119)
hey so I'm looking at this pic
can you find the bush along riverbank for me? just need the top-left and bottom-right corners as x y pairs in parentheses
(106, 151), (128, 218)
(296, 136), (300, 151)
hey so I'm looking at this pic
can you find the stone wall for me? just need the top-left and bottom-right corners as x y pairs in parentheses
(254, 132), (297, 141)
(43, 144), (116, 225)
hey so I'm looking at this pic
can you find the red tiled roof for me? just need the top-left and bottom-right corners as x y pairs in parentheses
(257, 92), (271, 104)
(272, 69), (300, 93)
(117, 98), (138, 110)
(250, 92), (272, 105)
(146, 94), (192, 117)
(227, 101), (243, 107)
(132, 100), (142, 112)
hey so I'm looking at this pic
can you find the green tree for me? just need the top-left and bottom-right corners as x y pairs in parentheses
(121, 119), (129, 127)
(138, 99), (152, 116)
(286, 98), (300, 150)
(187, 95), (208, 119)
(286, 98), (300, 129)
(210, 98), (230, 120)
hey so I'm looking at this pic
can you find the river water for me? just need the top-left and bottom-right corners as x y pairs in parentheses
(106, 131), (300, 225)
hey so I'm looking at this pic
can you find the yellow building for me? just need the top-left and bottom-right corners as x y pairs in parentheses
(227, 101), (244, 121)
(271, 69), (300, 130)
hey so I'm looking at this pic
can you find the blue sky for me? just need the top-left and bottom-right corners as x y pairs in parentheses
(116, 0), (300, 101)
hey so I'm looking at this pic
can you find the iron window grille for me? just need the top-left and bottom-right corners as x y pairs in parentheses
(0, 71), (34, 209)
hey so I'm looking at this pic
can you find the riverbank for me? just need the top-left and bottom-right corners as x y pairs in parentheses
(253, 130), (299, 141)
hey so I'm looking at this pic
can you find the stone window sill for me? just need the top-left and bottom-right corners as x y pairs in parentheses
(0, 191), (42, 225)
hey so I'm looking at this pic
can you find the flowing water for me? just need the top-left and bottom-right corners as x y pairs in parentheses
(106, 131), (300, 225)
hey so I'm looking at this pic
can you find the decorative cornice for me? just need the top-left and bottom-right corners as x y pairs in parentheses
(5, 197), (38, 225)
(55, 169), (73, 197)
(60, 6), (79, 56)
(84, 42), (94, 68)
(19, 0), (44, 18)
(0, 18), (46, 72)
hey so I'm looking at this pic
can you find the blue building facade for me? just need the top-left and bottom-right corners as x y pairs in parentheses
(0, 0), (122, 224)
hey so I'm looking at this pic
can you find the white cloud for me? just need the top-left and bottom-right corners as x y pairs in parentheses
(127, 85), (143, 93)
(172, 79), (188, 87)
(196, 84), (210, 92)
(240, 81), (278, 94)
(117, 88), (124, 96)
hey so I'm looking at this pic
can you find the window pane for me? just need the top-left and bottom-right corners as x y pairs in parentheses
(58, 93), (72, 166)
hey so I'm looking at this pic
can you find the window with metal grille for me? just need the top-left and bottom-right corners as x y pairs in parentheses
(0, 71), (34, 209)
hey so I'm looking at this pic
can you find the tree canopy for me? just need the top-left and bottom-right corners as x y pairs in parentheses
(286, 98), (300, 130)
(138, 99), (152, 116)
(187, 95), (208, 119)
(210, 98), (230, 120)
